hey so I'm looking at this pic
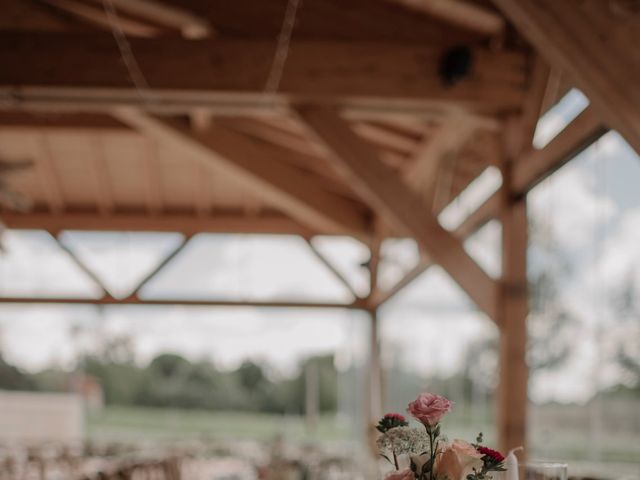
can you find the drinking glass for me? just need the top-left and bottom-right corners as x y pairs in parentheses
(518, 462), (568, 480)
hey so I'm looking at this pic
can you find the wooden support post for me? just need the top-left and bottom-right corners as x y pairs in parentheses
(497, 153), (529, 454)
(366, 241), (384, 453)
(367, 307), (383, 454)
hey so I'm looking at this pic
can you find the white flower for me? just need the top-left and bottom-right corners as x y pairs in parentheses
(376, 427), (431, 456)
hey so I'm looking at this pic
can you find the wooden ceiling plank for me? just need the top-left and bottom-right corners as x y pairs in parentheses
(142, 139), (163, 215)
(296, 106), (499, 321)
(491, 0), (640, 154)
(90, 135), (116, 215)
(386, 0), (506, 35)
(0, 33), (527, 114)
(35, 133), (65, 214)
(113, 108), (371, 238)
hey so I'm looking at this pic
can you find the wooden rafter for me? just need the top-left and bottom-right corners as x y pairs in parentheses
(351, 122), (418, 157)
(112, 109), (371, 238)
(512, 105), (607, 194)
(220, 117), (319, 157)
(0, 211), (318, 236)
(447, 104), (609, 231)
(86, 0), (213, 38)
(387, 0), (506, 36)
(510, 56), (550, 156)
(405, 114), (477, 207)
(41, 0), (160, 37)
(0, 33), (527, 114)
(296, 106), (500, 321)
(491, 0), (640, 154)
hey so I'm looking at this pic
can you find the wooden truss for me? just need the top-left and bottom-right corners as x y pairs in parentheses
(0, 0), (637, 454)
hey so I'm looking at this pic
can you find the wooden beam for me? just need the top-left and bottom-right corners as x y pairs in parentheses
(367, 237), (382, 302)
(511, 56), (550, 156)
(86, 0), (213, 38)
(450, 105), (609, 232)
(113, 109), (370, 238)
(490, 0), (640, 154)
(387, 0), (506, 36)
(452, 192), (501, 238)
(512, 106), (607, 194)
(0, 211), (319, 236)
(351, 121), (418, 156)
(220, 117), (319, 157)
(0, 111), (129, 130)
(406, 114), (477, 206)
(296, 106), (500, 321)
(42, 0), (160, 37)
(496, 150), (529, 453)
(0, 295), (364, 309)
(0, 33), (527, 114)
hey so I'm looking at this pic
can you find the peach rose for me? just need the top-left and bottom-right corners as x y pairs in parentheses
(385, 468), (415, 480)
(436, 440), (484, 480)
(407, 393), (453, 427)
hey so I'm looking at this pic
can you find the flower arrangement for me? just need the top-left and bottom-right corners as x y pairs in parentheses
(376, 393), (506, 480)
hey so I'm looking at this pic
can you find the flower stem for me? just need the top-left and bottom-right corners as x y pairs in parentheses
(393, 450), (399, 470)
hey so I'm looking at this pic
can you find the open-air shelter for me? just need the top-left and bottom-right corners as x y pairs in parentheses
(0, 0), (637, 454)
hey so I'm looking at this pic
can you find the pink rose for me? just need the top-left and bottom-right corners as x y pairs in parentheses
(407, 393), (452, 427)
(436, 440), (484, 480)
(384, 468), (415, 480)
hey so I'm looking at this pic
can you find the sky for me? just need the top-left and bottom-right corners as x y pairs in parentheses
(0, 90), (639, 403)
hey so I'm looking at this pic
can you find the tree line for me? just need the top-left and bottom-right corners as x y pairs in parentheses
(0, 337), (338, 414)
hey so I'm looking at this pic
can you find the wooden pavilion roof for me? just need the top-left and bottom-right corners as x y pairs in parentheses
(0, 0), (638, 453)
(0, 0), (635, 304)
(1, 0), (630, 240)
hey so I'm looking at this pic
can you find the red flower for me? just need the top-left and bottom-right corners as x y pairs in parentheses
(384, 413), (406, 422)
(477, 446), (505, 462)
(376, 413), (409, 433)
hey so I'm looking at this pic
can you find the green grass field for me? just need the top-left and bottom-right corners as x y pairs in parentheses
(87, 406), (351, 444)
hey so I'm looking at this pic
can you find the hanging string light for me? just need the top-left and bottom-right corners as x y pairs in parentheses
(263, 0), (303, 103)
(101, 0), (153, 105)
